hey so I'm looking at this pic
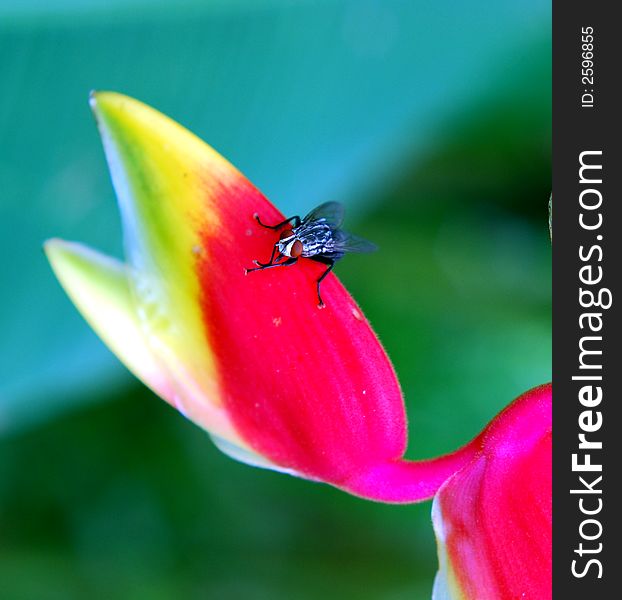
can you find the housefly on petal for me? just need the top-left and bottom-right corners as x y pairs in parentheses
(246, 201), (377, 308)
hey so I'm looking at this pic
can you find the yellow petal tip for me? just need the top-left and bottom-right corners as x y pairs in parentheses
(44, 237), (79, 270)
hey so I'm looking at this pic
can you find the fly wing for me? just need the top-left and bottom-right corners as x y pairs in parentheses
(302, 201), (345, 228)
(332, 229), (378, 254)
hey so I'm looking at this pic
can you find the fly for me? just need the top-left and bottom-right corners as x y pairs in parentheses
(246, 201), (377, 308)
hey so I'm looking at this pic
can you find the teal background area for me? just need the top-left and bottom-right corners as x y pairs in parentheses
(0, 1), (550, 598)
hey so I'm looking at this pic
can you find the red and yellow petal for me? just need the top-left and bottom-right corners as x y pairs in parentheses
(44, 238), (253, 460)
(48, 92), (482, 501)
(432, 384), (552, 600)
(92, 91), (412, 488)
(91, 92), (228, 430)
(45, 239), (173, 403)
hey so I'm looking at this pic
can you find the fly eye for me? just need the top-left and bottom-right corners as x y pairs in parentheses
(279, 229), (293, 240)
(290, 240), (303, 258)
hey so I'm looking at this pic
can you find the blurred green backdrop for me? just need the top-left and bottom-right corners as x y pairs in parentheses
(0, 1), (550, 598)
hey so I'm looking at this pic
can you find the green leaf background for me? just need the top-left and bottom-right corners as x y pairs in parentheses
(1, 1), (550, 598)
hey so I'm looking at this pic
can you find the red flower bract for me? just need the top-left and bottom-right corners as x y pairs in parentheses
(432, 384), (552, 600)
(45, 92), (481, 502)
(197, 174), (407, 484)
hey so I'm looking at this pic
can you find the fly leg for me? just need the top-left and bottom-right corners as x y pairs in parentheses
(246, 257), (298, 274)
(250, 243), (281, 269)
(254, 213), (301, 230)
(316, 260), (335, 308)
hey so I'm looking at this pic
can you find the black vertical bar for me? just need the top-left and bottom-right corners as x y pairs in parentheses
(553, 1), (621, 596)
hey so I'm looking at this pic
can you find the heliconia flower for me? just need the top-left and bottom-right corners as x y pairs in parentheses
(46, 92), (483, 502)
(46, 93), (552, 598)
(431, 383), (552, 600)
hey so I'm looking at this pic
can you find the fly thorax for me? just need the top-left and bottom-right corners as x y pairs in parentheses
(299, 223), (333, 257)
